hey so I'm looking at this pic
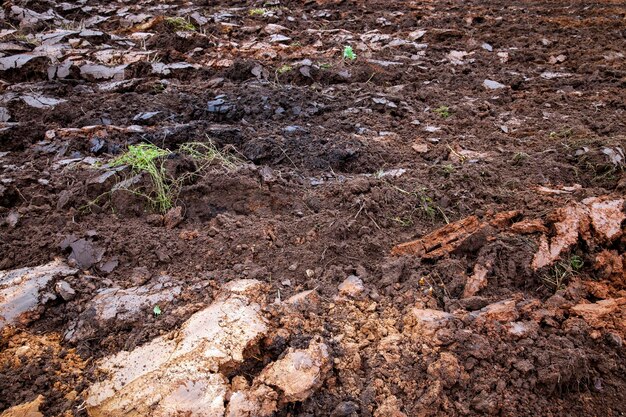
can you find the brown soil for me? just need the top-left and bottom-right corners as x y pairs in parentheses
(1, 0), (625, 416)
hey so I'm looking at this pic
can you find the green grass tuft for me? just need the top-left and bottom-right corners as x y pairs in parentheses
(110, 143), (173, 213)
(434, 105), (451, 118)
(109, 141), (241, 213)
(249, 8), (267, 16)
(165, 17), (196, 31)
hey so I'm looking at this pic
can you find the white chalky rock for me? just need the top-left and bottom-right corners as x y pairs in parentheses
(85, 281), (268, 417)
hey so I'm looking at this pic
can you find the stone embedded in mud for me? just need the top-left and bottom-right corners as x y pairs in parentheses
(66, 282), (181, 342)
(507, 321), (538, 338)
(391, 210), (519, 260)
(207, 98), (234, 113)
(0, 260), (77, 329)
(258, 341), (331, 402)
(47, 60), (74, 80)
(338, 275), (365, 297)
(10, 6), (62, 27)
(55, 280), (76, 301)
(570, 298), (624, 325)
(509, 218), (548, 234)
(227, 385), (278, 417)
(472, 299), (519, 323)
(0, 107), (10, 122)
(164, 206), (184, 229)
(85, 285), (268, 416)
(80, 63), (127, 81)
(483, 79), (506, 90)
(268, 34), (291, 43)
(223, 279), (267, 299)
(0, 54), (50, 72)
(66, 238), (104, 269)
(286, 289), (320, 309)
(391, 215), (481, 258)
(447, 50), (471, 65)
(21, 94), (66, 109)
(264, 24), (288, 34)
(463, 262), (490, 298)
(330, 401), (360, 417)
(151, 62), (197, 76)
(407, 308), (454, 336)
(583, 197), (625, 243)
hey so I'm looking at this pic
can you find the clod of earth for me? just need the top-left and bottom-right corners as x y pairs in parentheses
(532, 197), (625, 269)
(393, 197), (624, 273)
(391, 210), (520, 259)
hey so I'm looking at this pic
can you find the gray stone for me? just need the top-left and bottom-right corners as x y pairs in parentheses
(483, 79), (506, 90)
(268, 34), (291, 43)
(22, 94), (66, 109)
(207, 98), (234, 113)
(80, 64), (127, 80)
(0, 107), (9, 122)
(0, 54), (49, 71)
(338, 275), (365, 297)
(0, 260), (78, 329)
(55, 280), (76, 301)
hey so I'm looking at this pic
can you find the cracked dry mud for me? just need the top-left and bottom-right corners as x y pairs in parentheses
(1, 0), (626, 416)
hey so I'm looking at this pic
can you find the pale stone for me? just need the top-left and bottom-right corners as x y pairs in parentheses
(85, 285), (268, 416)
(338, 275), (365, 297)
(259, 341), (331, 402)
(0, 260), (77, 329)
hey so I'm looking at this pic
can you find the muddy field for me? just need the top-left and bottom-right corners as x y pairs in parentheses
(1, 0), (625, 416)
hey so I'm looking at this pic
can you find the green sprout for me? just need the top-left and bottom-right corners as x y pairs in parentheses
(153, 305), (162, 316)
(541, 255), (584, 292)
(319, 62), (332, 70)
(165, 17), (196, 31)
(549, 128), (573, 139)
(434, 105), (451, 118)
(441, 164), (455, 175)
(512, 152), (529, 165)
(569, 255), (584, 271)
(277, 64), (293, 75)
(249, 8), (267, 16)
(343, 45), (356, 61)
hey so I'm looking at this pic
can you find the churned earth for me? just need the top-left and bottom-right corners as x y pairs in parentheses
(0, 0), (625, 416)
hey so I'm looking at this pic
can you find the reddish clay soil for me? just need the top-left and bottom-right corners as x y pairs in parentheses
(1, 0), (625, 416)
